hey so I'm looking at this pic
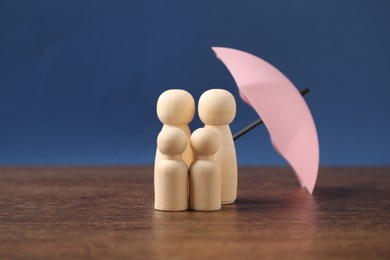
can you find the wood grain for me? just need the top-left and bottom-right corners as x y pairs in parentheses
(0, 167), (389, 259)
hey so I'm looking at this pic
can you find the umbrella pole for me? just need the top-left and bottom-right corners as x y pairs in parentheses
(233, 87), (310, 141)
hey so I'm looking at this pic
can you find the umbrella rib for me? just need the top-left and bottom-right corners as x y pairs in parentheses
(233, 87), (310, 141)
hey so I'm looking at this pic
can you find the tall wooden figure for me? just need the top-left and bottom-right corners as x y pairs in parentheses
(198, 89), (237, 204)
(154, 127), (188, 211)
(189, 128), (221, 211)
(155, 89), (195, 167)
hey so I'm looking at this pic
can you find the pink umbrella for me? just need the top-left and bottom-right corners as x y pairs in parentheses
(212, 47), (319, 194)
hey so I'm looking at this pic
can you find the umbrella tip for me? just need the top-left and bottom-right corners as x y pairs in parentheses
(305, 186), (314, 195)
(301, 181), (315, 194)
(211, 47), (222, 59)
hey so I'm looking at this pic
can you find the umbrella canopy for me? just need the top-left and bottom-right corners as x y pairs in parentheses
(212, 47), (319, 194)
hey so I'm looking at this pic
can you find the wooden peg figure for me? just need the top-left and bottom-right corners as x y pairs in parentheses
(155, 89), (195, 167)
(198, 89), (237, 204)
(154, 127), (189, 211)
(189, 128), (221, 211)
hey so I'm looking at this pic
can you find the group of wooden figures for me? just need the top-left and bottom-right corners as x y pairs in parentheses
(154, 89), (238, 211)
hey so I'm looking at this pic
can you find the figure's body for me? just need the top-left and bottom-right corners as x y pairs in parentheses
(154, 127), (188, 211)
(155, 89), (195, 167)
(189, 128), (221, 211)
(198, 89), (237, 204)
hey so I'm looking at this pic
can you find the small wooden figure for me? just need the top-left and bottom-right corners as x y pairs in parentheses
(155, 89), (195, 167)
(198, 89), (237, 204)
(154, 127), (189, 211)
(189, 128), (221, 211)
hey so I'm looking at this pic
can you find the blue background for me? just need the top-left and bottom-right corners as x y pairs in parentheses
(1, 0), (389, 166)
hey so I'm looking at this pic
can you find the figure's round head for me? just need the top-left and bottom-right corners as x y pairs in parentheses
(157, 127), (187, 156)
(190, 128), (220, 156)
(157, 89), (195, 125)
(198, 89), (236, 125)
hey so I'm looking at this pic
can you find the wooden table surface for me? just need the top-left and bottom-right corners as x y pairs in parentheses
(0, 167), (389, 259)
